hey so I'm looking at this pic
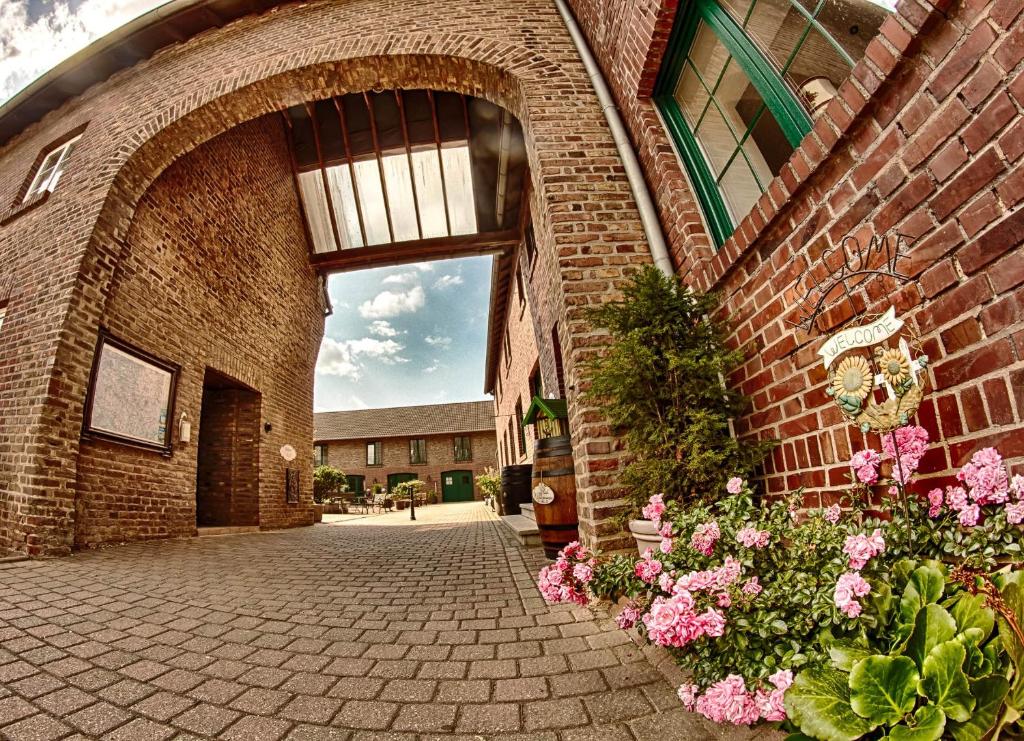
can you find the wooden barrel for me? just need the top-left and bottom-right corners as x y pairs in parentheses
(500, 465), (533, 515)
(531, 435), (579, 559)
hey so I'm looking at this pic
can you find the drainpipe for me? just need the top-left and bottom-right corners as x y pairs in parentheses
(553, 0), (674, 278)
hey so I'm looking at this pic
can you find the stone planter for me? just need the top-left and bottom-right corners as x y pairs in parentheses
(628, 519), (661, 555)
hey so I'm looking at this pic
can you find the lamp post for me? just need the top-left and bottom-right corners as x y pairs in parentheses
(409, 484), (416, 521)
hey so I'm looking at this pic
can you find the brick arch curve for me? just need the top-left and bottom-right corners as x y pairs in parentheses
(9, 15), (652, 555)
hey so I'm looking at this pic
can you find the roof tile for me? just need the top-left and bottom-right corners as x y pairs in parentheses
(314, 400), (494, 441)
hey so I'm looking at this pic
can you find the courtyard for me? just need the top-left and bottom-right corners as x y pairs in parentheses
(0, 503), (737, 740)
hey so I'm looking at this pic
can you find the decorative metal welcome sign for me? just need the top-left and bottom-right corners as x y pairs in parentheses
(789, 232), (910, 333)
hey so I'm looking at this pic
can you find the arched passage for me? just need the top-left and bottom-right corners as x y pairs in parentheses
(1, 2), (655, 556)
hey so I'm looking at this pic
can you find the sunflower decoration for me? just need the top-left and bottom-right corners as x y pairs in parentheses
(876, 345), (912, 394)
(829, 354), (874, 417)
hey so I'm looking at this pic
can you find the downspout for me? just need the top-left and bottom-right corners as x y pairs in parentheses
(553, 0), (675, 278)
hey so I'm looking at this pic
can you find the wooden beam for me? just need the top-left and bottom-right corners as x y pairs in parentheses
(333, 97), (367, 247)
(427, 90), (452, 236)
(363, 91), (395, 244)
(395, 90), (423, 241)
(309, 229), (519, 273)
(305, 101), (344, 252)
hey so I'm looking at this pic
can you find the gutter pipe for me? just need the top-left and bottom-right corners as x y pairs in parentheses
(553, 0), (675, 278)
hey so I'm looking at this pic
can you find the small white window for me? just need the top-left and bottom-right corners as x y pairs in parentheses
(24, 135), (82, 203)
(0, 305), (6, 333)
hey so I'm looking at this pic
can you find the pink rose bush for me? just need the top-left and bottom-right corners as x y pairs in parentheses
(641, 493), (665, 525)
(842, 529), (885, 570)
(678, 670), (793, 725)
(736, 526), (770, 549)
(537, 541), (594, 606)
(850, 449), (880, 485)
(690, 521), (720, 556)
(833, 571), (871, 618)
(881, 424), (929, 483)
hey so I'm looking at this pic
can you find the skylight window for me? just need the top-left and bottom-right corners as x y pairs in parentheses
(296, 144), (478, 254)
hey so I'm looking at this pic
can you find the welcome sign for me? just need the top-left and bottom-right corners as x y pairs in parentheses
(818, 307), (903, 370)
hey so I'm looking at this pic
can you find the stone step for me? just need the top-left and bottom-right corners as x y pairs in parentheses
(499, 514), (541, 548)
(519, 503), (536, 522)
(196, 526), (260, 537)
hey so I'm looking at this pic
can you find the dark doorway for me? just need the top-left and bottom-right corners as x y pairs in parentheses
(441, 470), (474, 502)
(195, 369), (261, 527)
(387, 472), (416, 493)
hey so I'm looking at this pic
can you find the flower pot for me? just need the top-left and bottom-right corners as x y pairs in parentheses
(312, 504), (324, 523)
(628, 519), (661, 556)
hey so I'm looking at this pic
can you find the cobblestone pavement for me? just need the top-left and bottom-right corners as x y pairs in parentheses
(0, 503), (756, 740)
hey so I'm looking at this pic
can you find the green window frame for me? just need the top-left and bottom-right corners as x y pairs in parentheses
(654, 0), (851, 246)
(366, 441), (382, 466)
(410, 438), (427, 464)
(454, 435), (472, 462)
(314, 443), (327, 467)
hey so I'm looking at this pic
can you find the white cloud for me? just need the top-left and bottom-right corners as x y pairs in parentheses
(316, 336), (407, 378)
(368, 320), (399, 337)
(423, 360), (441, 374)
(382, 271), (419, 285)
(0, 0), (163, 104)
(348, 395), (369, 410)
(434, 274), (464, 289)
(412, 262), (435, 272)
(425, 335), (452, 349)
(358, 286), (425, 319)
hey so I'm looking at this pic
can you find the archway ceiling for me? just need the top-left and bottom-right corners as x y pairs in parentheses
(282, 89), (527, 273)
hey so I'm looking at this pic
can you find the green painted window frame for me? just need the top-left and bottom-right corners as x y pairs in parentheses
(366, 441), (382, 466)
(653, 0), (816, 246)
(454, 435), (473, 462)
(314, 443), (327, 467)
(410, 438), (428, 464)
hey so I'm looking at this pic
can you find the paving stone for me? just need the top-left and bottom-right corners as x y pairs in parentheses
(0, 504), (727, 739)
(222, 714), (293, 741)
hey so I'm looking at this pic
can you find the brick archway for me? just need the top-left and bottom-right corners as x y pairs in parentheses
(1, 3), (654, 556)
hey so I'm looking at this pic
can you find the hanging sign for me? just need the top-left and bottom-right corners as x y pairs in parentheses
(818, 306), (903, 370)
(532, 483), (556, 505)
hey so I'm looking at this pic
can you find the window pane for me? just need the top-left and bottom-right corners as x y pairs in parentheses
(718, 155), (764, 224)
(441, 145), (478, 236)
(326, 165), (364, 248)
(410, 149), (449, 239)
(381, 152), (420, 242)
(297, 171), (339, 253)
(353, 159), (391, 246)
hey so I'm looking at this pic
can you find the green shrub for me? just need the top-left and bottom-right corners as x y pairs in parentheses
(313, 465), (346, 504)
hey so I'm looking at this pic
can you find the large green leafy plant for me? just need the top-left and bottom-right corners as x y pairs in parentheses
(582, 266), (772, 515)
(313, 465), (346, 503)
(786, 562), (1023, 741)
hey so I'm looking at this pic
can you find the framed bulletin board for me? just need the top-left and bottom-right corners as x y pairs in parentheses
(83, 332), (179, 455)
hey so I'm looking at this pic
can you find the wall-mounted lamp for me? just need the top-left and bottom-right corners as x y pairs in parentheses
(263, 421), (273, 433)
(178, 413), (191, 444)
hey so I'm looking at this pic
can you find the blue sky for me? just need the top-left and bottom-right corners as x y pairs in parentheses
(315, 256), (493, 411)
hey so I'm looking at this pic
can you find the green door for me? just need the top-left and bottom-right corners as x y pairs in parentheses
(442, 470), (474, 502)
(387, 472), (415, 493)
(346, 475), (365, 496)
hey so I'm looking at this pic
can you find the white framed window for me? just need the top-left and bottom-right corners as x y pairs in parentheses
(24, 135), (82, 203)
(0, 304), (6, 333)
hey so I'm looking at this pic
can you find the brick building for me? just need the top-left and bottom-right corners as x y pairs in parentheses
(0, 0), (1021, 557)
(313, 401), (498, 501)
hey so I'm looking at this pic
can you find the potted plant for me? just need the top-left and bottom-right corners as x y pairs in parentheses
(582, 266), (773, 552)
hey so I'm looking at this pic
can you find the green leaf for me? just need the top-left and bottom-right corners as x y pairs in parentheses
(950, 593), (994, 643)
(948, 676), (1009, 741)
(888, 705), (946, 741)
(997, 583), (1024, 672)
(830, 640), (875, 672)
(901, 566), (945, 626)
(849, 655), (920, 726)
(785, 667), (875, 741)
(907, 604), (957, 669)
(919, 640), (975, 722)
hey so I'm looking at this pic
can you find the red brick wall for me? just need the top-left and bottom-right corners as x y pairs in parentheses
(72, 115), (322, 548)
(322, 430), (498, 500)
(0, 0), (654, 555)
(494, 245), (543, 469)
(569, 0), (1024, 503)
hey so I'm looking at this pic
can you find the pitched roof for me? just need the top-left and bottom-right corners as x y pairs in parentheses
(314, 401), (495, 442)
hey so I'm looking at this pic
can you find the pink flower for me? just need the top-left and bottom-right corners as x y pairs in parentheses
(736, 527), (770, 549)
(851, 449), (881, 485)
(573, 563), (593, 583)
(726, 477), (744, 494)
(695, 675), (761, 725)
(834, 572), (870, 618)
(958, 448), (1010, 505)
(755, 687), (787, 722)
(742, 577), (762, 596)
(882, 425), (929, 484)
(946, 485), (969, 512)
(642, 494), (666, 525)
(824, 504), (841, 524)
(659, 572), (675, 592)
(616, 603), (641, 630)
(958, 503), (980, 528)
(927, 488), (944, 518)
(1006, 501), (1024, 526)
(1011, 475), (1024, 500)
(635, 550), (663, 583)
(691, 521), (721, 556)
(769, 670), (793, 691)
(660, 537), (674, 554)
(843, 529), (885, 570)
(537, 543), (593, 605)
(678, 683), (699, 710)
